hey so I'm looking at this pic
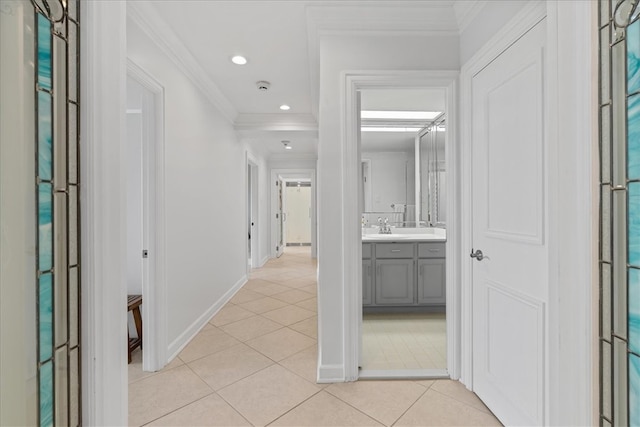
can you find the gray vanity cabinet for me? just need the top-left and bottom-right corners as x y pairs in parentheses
(362, 243), (373, 305)
(417, 259), (446, 304)
(363, 240), (446, 309)
(375, 259), (415, 305)
(417, 242), (446, 305)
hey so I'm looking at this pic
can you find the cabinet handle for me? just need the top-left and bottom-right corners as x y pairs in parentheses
(391, 249), (401, 253)
(428, 249), (440, 252)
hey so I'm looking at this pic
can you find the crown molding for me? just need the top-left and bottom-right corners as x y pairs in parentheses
(269, 153), (318, 162)
(127, 2), (237, 124)
(453, 0), (488, 34)
(305, 2), (460, 121)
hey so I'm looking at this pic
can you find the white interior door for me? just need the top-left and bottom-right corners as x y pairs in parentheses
(276, 178), (285, 257)
(471, 20), (547, 426)
(285, 185), (311, 244)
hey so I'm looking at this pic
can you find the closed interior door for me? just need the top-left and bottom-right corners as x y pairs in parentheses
(285, 185), (311, 244)
(471, 19), (548, 426)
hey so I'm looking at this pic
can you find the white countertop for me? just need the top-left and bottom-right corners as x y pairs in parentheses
(361, 227), (446, 242)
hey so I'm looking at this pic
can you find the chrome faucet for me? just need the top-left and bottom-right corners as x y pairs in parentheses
(378, 217), (392, 234)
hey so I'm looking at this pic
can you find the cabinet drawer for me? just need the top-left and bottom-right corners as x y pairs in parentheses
(362, 243), (372, 259)
(375, 243), (414, 258)
(418, 242), (445, 258)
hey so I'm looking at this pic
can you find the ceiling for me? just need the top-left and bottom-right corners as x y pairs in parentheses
(128, 1), (482, 158)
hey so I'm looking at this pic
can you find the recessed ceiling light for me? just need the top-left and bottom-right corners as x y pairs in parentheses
(361, 127), (423, 132)
(280, 104), (291, 111)
(282, 140), (293, 150)
(361, 111), (441, 120)
(231, 55), (247, 65)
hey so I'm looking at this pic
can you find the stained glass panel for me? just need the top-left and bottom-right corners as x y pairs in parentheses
(38, 273), (53, 363)
(631, 267), (640, 354)
(628, 20), (640, 94)
(628, 94), (640, 179)
(629, 183), (640, 266)
(631, 354), (640, 426)
(38, 183), (53, 272)
(37, 14), (51, 91)
(39, 360), (53, 427)
(38, 91), (52, 182)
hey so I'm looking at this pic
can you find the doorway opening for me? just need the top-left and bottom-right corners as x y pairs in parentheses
(359, 88), (449, 379)
(126, 61), (167, 376)
(271, 169), (317, 260)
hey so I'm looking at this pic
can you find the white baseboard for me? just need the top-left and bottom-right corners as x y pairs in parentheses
(167, 275), (247, 360)
(259, 255), (269, 268)
(317, 364), (345, 383)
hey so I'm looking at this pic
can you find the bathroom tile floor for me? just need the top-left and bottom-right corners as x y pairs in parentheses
(362, 312), (447, 371)
(128, 246), (501, 426)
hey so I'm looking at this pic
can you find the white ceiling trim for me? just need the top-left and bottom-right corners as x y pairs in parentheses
(305, 2), (460, 120)
(127, 2), (238, 124)
(452, 0), (488, 33)
(269, 153), (318, 162)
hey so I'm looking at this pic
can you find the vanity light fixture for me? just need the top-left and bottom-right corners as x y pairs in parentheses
(360, 110), (441, 120)
(231, 55), (247, 65)
(280, 104), (291, 111)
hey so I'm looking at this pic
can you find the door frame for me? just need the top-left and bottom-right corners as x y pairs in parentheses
(342, 70), (459, 381)
(126, 59), (167, 373)
(270, 169), (317, 259)
(459, 1), (595, 425)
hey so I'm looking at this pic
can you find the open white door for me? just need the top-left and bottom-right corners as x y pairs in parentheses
(471, 19), (547, 426)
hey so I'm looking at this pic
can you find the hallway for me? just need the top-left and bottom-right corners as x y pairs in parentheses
(128, 247), (500, 426)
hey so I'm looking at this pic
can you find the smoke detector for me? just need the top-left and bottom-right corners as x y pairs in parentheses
(256, 81), (271, 91)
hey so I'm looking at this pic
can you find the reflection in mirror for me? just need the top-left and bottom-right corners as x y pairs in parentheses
(420, 118), (446, 227)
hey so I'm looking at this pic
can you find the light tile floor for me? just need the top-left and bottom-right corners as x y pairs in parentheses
(128, 246), (501, 426)
(362, 313), (447, 371)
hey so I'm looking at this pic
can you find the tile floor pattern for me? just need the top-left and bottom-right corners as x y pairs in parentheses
(362, 313), (447, 371)
(129, 247), (501, 426)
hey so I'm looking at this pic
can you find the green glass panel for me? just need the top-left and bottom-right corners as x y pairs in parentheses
(37, 13), (51, 91)
(38, 273), (53, 362)
(629, 20), (640, 94)
(631, 353), (640, 426)
(39, 360), (53, 427)
(38, 91), (52, 182)
(38, 183), (52, 272)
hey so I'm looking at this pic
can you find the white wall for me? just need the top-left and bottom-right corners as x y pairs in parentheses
(127, 18), (248, 355)
(316, 33), (459, 380)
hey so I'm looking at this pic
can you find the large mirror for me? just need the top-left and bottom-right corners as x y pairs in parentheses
(359, 89), (446, 229)
(419, 118), (446, 227)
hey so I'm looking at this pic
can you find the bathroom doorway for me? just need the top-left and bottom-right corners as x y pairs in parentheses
(359, 88), (449, 379)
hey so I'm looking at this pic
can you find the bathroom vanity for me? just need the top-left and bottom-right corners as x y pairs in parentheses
(362, 230), (445, 311)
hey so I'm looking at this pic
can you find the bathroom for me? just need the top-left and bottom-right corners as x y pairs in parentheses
(359, 88), (448, 377)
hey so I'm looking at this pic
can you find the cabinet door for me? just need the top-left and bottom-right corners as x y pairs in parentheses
(362, 260), (373, 305)
(375, 259), (415, 305)
(417, 258), (446, 304)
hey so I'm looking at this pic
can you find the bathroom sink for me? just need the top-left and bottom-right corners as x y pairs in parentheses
(363, 234), (417, 240)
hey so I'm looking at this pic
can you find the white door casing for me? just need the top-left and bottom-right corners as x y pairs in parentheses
(470, 19), (547, 426)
